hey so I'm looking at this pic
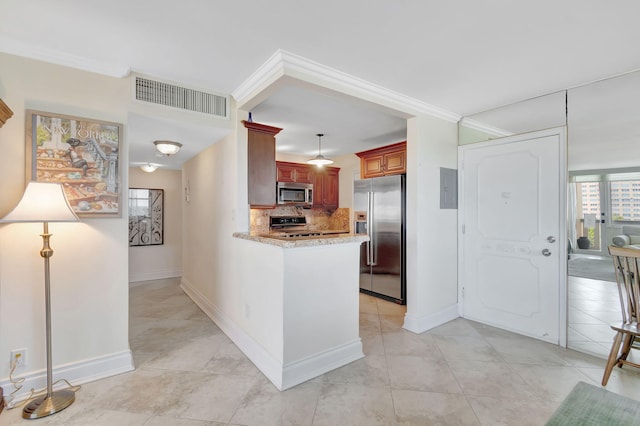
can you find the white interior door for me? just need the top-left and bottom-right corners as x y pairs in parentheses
(459, 128), (567, 345)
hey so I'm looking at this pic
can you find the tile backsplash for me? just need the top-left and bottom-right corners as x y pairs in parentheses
(250, 207), (350, 234)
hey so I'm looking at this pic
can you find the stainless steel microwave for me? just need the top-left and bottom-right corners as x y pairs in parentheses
(277, 182), (313, 207)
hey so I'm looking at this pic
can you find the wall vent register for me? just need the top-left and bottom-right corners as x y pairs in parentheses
(134, 76), (227, 117)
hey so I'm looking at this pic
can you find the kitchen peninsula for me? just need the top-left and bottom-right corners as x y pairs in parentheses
(231, 231), (368, 390)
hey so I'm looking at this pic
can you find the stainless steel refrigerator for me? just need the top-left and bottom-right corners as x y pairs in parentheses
(354, 174), (405, 304)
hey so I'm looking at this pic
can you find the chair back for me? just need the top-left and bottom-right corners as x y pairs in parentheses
(609, 245), (640, 324)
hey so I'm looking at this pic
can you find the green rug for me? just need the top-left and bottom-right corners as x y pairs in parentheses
(546, 381), (640, 425)
(568, 257), (616, 282)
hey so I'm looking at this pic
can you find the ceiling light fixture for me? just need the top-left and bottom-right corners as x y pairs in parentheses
(140, 163), (158, 173)
(154, 140), (182, 156)
(307, 133), (333, 167)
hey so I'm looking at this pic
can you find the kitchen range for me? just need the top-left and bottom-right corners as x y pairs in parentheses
(266, 215), (348, 239)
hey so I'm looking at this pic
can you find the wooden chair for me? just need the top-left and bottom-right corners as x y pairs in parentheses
(602, 245), (640, 386)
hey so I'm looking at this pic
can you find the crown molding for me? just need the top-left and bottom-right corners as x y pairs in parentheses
(233, 49), (461, 123)
(232, 50), (287, 104)
(458, 116), (513, 138)
(0, 35), (130, 78)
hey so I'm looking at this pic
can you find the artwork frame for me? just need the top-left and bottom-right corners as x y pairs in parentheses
(26, 109), (123, 217)
(128, 188), (164, 246)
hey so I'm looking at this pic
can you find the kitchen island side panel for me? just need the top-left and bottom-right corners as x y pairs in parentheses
(282, 243), (362, 363)
(232, 233), (365, 390)
(234, 238), (285, 364)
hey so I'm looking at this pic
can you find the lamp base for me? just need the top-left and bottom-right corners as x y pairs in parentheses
(22, 389), (75, 419)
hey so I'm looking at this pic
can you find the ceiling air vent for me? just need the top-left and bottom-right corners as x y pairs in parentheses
(134, 76), (227, 117)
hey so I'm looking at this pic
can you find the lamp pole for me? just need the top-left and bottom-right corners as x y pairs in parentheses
(22, 222), (75, 419)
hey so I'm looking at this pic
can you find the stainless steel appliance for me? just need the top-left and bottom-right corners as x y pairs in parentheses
(277, 182), (313, 207)
(354, 174), (405, 304)
(267, 216), (348, 239)
(268, 216), (319, 237)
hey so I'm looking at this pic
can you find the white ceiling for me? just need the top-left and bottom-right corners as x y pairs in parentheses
(3, 0), (640, 168)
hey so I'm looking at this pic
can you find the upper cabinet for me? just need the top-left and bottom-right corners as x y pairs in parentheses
(276, 161), (314, 184)
(313, 166), (340, 210)
(244, 120), (282, 208)
(355, 141), (406, 179)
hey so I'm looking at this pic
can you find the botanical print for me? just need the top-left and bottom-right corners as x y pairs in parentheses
(27, 110), (122, 216)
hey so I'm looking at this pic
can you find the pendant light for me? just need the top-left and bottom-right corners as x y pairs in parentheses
(307, 133), (333, 167)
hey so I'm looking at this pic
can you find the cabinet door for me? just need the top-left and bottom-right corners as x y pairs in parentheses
(294, 165), (314, 183)
(276, 163), (296, 182)
(322, 168), (340, 209)
(245, 121), (281, 208)
(248, 131), (276, 207)
(383, 150), (406, 175)
(312, 167), (339, 209)
(361, 155), (385, 179)
(356, 141), (406, 179)
(313, 169), (324, 207)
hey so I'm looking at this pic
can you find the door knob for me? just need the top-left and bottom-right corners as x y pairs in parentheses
(547, 236), (556, 243)
(542, 248), (552, 257)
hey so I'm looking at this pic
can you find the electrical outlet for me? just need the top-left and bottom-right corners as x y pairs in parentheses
(10, 349), (26, 368)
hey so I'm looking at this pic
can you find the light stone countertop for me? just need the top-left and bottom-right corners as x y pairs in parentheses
(233, 232), (369, 248)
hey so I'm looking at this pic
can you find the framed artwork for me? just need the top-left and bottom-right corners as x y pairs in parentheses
(128, 188), (164, 246)
(26, 109), (123, 217)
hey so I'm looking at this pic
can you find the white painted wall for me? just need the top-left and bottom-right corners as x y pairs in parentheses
(128, 167), (183, 282)
(181, 123), (242, 312)
(0, 53), (133, 389)
(404, 115), (460, 333)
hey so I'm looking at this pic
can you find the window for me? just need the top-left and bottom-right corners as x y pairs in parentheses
(610, 178), (640, 223)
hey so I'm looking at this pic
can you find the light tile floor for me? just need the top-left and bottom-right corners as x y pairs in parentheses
(2, 277), (640, 425)
(568, 275), (621, 359)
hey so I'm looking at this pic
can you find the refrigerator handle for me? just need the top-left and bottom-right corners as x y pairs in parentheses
(366, 191), (372, 265)
(370, 191), (377, 266)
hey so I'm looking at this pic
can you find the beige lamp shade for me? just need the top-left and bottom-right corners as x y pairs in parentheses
(0, 182), (79, 223)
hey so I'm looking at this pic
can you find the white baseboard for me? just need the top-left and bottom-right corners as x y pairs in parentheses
(0, 350), (134, 407)
(282, 340), (364, 390)
(129, 269), (182, 283)
(180, 278), (364, 391)
(180, 278), (284, 389)
(403, 303), (459, 334)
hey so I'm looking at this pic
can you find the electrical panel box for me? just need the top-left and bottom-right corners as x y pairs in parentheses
(440, 167), (458, 209)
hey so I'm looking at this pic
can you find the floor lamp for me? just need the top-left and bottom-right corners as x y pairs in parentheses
(0, 182), (79, 419)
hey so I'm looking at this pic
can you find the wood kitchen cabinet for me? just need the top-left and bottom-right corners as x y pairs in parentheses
(313, 166), (340, 210)
(276, 161), (314, 184)
(244, 120), (282, 208)
(355, 141), (406, 179)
